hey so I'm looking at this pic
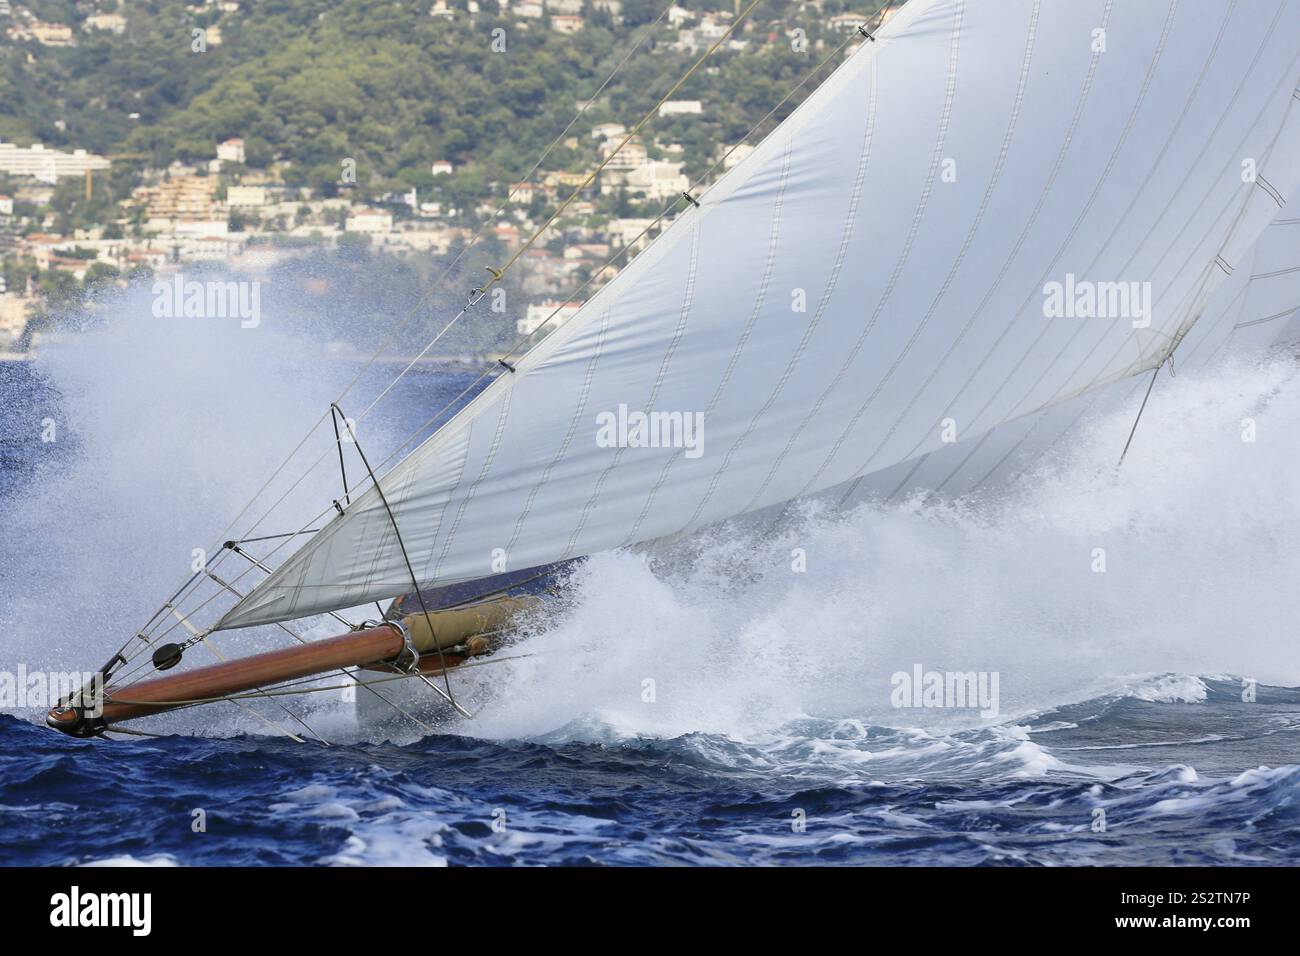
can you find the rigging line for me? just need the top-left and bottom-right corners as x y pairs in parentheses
(108, 627), (329, 745)
(205, 568), (441, 737)
(181, 603), (331, 744)
(118, 481), (373, 661)
(346, 12), (685, 389)
(98, 725), (170, 738)
(834, 0), (1118, 507)
(137, 191), (689, 650)
(300, 9), (894, 488)
(183, 639), (313, 743)
(999, 43), (1300, 486)
(127, 212), (684, 656)
(332, 0), (681, 393)
(346, 0), (680, 421)
(131, 566), (205, 642)
(136, 12), (879, 657)
(161, 186), (686, 639)
(130, 212), (646, 648)
(119, 7), (678, 653)
(121, 2), (891, 645)
(101, 567), (437, 737)
(989, 21), (1299, 432)
(204, 0), (872, 529)
(480, 0), (765, 295)
(1117, 361), (1165, 469)
(228, 528), (325, 545)
(938, 175), (1282, 506)
(330, 404), (352, 506)
(331, 403), (458, 706)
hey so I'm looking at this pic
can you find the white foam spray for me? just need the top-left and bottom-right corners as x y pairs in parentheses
(465, 351), (1300, 744)
(4, 291), (1298, 761)
(0, 282), (388, 713)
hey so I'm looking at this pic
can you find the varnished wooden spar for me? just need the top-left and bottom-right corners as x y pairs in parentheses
(46, 565), (560, 736)
(46, 622), (460, 734)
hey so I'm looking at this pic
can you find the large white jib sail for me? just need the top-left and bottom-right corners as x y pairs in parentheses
(220, 0), (1300, 630)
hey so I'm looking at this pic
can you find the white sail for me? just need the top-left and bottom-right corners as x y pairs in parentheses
(220, 0), (1300, 630)
(831, 201), (1300, 505)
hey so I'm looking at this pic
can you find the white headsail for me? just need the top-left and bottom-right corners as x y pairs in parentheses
(220, 0), (1300, 630)
(833, 200), (1300, 505)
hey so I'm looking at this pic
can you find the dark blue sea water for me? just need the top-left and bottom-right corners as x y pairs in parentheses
(3, 340), (1300, 867)
(2, 681), (1299, 866)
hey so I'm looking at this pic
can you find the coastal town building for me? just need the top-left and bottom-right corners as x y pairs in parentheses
(0, 293), (34, 350)
(227, 185), (270, 207)
(518, 299), (583, 336)
(659, 100), (703, 117)
(614, 160), (690, 201)
(216, 139), (247, 164)
(0, 141), (110, 184)
(133, 177), (220, 229)
(345, 208), (395, 234)
(7, 19), (75, 46)
(0, 3), (813, 359)
(83, 13), (127, 33)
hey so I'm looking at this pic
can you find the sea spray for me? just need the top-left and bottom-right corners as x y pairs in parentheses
(465, 351), (1300, 743)
(4, 291), (1298, 748)
(0, 276), (419, 733)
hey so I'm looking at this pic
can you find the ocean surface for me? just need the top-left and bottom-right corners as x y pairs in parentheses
(2, 309), (1298, 866)
(2, 681), (1299, 866)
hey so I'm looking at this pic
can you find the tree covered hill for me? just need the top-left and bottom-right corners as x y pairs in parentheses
(2, 0), (870, 204)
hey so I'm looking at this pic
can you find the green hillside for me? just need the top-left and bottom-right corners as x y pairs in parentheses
(2, 0), (870, 204)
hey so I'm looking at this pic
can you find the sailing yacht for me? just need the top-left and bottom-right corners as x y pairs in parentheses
(47, 0), (1300, 738)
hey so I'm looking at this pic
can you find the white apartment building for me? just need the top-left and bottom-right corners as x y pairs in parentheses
(226, 185), (269, 207)
(84, 13), (127, 33)
(217, 138), (246, 164)
(0, 141), (110, 184)
(659, 100), (703, 117)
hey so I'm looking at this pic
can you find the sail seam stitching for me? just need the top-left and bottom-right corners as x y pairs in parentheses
(770, 0), (968, 505)
(564, 224), (702, 558)
(835, 0), (1118, 506)
(429, 389), (516, 582)
(939, 0), (1178, 442)
(978, 1), (1290, 442)
(1026, 28), (1300, 424)
(742, 3), (966, 513)
(624, 139), (797, 545)
(504, 302), (615, 563)
(682, 49), (881, 532)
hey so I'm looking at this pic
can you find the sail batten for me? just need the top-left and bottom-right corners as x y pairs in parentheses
(219, 0), (1300, 632)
